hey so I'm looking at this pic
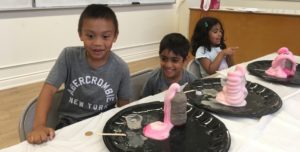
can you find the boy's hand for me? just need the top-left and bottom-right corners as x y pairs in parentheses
(27, 126), (55, 144)
(222, 46), (239, 55)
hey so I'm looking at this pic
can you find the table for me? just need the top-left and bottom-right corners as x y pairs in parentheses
(1, 53), (300, 152)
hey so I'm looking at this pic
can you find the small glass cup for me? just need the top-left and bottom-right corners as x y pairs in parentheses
(125, 114), (143, 130)
(220, 78), (228, 87)
(195, 85), (203, 96)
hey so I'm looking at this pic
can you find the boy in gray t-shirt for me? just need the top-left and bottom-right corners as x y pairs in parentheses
(27, 4), (130, 144)
(142, 33), (197, 97)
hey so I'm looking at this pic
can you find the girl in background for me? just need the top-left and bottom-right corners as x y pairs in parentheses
(191, 17), (238, 77)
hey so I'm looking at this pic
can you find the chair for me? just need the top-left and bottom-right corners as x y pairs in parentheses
(18, 89), (64, 141)
(130, 68), (154, 102)
(187, 59), (202, 79)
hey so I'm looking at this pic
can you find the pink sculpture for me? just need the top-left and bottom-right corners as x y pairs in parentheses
(143, 83), (180, 140)
(265, 47), (297, 78)
(216, 65), (248, 107)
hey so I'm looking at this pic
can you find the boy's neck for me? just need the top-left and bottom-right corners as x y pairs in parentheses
(86, 52), (110, 69)
(164, 72), (183, 85)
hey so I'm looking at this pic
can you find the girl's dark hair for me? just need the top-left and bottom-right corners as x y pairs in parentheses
(159, 33), (190, 60)
(191, 17), (226, 56)
(78, 4), (118, 35)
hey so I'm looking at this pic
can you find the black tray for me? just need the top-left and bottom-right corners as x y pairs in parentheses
(247, 60), (300, 85)
(183, 78), (282, 118)
(103, 101), (230, 152)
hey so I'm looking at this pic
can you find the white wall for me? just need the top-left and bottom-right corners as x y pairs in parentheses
(0, 4), (180, 90)
(1, 0), (299, 90)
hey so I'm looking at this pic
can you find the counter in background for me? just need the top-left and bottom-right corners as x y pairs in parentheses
(218, 6), (300, 16)
(189, 8), (300, 64)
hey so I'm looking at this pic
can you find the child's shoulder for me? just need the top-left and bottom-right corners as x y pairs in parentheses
(108, 52), (130, 74)
(63, 46), (84, 53)
(197, 46), (206, 52)
(146, 68), (161, 81)
(110, 52), (128, 67)
(57, 46), (84, 59)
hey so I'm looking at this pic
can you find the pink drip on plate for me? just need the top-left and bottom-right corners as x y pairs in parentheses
(143, 83), (180, 140)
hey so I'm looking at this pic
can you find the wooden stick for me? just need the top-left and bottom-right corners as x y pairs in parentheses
(183, 90), (195, 93)
(95, 132), (126, 136)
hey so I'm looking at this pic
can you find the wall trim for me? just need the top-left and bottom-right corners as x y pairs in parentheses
(0, 42), (159, 90)
(0, 58), (56, 70)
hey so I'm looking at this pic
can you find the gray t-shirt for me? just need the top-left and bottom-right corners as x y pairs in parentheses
(141, 68), (197, 98)
(46, 46), (131, 123)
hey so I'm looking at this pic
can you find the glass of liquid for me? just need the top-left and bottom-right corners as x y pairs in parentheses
(125, 114), (143, 130)
(195, 85), (203, 96)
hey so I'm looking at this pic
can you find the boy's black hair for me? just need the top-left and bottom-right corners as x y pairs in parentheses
(191, 17), (226, 56)
(78, 4), (118, 35)
(159, 33), (190, 60)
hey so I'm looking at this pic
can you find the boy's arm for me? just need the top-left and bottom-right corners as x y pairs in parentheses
(27, 83), (58, 144)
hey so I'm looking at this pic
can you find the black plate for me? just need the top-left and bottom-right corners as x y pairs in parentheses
(103, 101), (230, 152)
(247, 60), (300, 85)
(183, 78), (282, 118)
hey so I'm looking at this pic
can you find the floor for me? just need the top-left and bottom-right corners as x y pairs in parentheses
(0, 57), (160, 149)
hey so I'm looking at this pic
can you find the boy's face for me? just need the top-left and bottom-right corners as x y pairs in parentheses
(160, 49), (185, 82)
(79, 18), (117, 64)
(209, 23), (222, 46)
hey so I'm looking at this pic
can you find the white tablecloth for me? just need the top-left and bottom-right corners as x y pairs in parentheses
(1, 53), (300, 152)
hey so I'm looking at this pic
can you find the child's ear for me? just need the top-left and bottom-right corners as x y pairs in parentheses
(78, 32), (84, 41)
(183, 57), (190, 67)
(113, 33), (118, 42)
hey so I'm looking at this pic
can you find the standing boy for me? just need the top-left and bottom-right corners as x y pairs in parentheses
(27, 4), (130, 144)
